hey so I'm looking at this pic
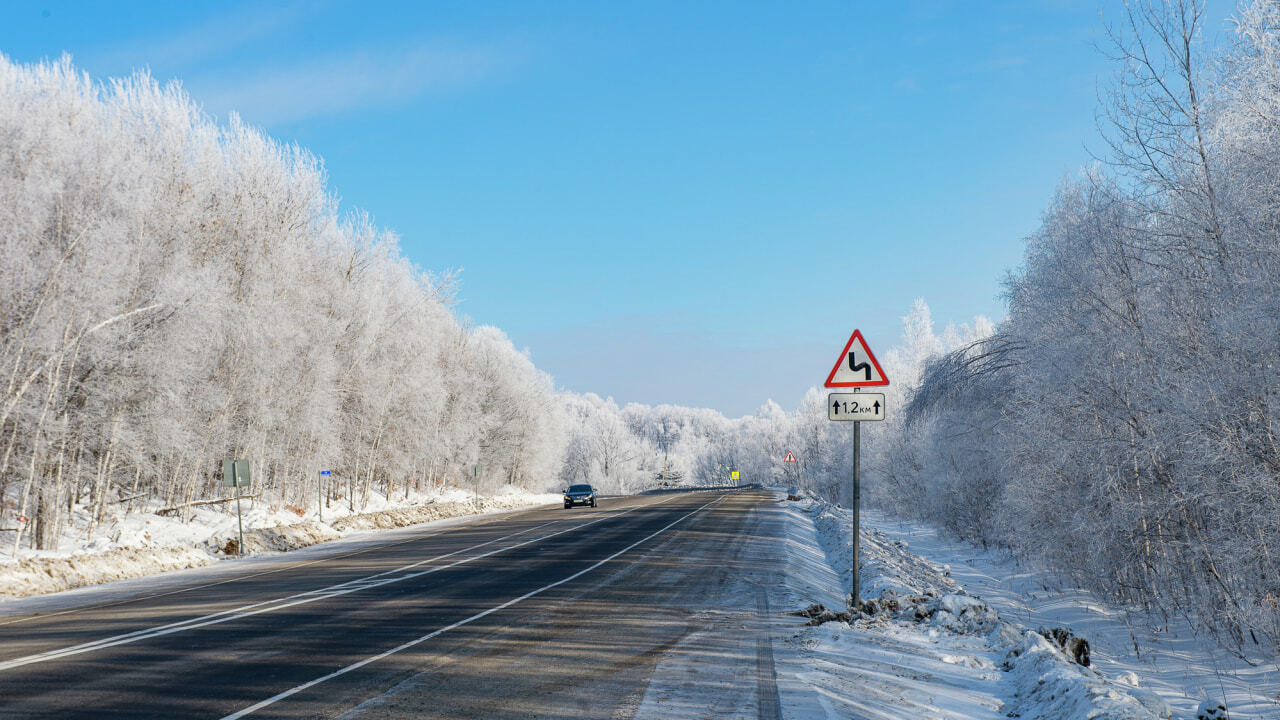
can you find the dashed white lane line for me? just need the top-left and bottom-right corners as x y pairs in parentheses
(0, 496), (688, 672)
(220, 495), (725, 720)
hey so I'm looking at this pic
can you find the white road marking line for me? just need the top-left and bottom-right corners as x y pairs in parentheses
(0, 497), (687, 671)
(0, 520), (555, 669)
(0, 501), (559, 627)
(220, 495), (725, 720)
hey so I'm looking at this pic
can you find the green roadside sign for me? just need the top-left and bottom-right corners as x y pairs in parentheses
(222, 459), (251, 487)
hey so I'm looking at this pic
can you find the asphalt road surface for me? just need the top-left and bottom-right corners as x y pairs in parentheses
(0, 489), (786, 719)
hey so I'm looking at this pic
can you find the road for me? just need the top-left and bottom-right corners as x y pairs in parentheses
(0, 489), (785, 719)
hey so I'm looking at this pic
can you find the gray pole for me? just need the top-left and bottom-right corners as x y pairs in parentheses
(318, 472), (323, 523)
(234, 466), (245, 556)
(851, 420), (861, 609)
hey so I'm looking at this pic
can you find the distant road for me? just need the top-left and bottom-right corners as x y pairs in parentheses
(0, 489), (783, 719)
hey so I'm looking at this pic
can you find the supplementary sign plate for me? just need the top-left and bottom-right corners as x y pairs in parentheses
(828, 393), (886, 422)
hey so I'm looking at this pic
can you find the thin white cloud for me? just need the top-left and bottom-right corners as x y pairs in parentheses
(188, 41), (518, 125)
(95, 1), (316, 71)
(87, 2), (522, 126)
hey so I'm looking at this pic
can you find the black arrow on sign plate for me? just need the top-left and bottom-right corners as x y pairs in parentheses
(873, 401), (881, 413)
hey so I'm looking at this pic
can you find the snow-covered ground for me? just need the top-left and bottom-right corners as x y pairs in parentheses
(0, 485), (560, 599)
(764, 493), (1269, 720)
(767, 496), (1009, 720)
(5, 487), (1274, 719)
(859, 507), (1280, 720)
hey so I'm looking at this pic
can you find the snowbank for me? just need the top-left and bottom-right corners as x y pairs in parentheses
(0, 544), (216, 598)
(0, 489), (559, 599)
(785, 496), (1187, 720)
(1001, 631), (1173, 720)
(329, 495), (543, 532)
(859, 506), (1279, 719)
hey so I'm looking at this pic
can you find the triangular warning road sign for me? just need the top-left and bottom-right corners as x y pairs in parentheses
(824, 329), (890, 388)
(783, 451), (797, 463)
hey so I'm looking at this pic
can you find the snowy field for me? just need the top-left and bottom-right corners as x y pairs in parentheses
(0, 485), (561, 600)
(762, 494), (1272, 720)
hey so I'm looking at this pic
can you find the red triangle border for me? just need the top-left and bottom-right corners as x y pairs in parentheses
(824, 329), (890, 388)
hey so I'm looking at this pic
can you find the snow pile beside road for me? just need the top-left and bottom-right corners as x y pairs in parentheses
(859, 507), (1278, 719)
(218, 521), (342, 555)
(0, 544), (215, 598)
(331, 494), (553, 532)
(791, 496), (1176, 720)
(0, 488), (559, 598)
(1001, 631), (1174, 720)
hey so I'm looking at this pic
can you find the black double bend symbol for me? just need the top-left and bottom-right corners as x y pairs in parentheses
(848, 352), (871, 381)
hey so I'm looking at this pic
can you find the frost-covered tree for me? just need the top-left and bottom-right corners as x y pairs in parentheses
(874, 0), (1280, 656)
(0, 55), (571, 552)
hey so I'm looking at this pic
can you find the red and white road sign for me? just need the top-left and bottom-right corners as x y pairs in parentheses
(824, 329), (890, 388)
(783, 450), (797, 463)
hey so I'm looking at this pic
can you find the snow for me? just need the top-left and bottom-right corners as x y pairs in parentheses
(760, 493), (1278, 720)
(765, 496), (1008, 720)
(859, 507), (1280, 720)
(0, 485), (560, 601)
(5, 487), (1274, 720)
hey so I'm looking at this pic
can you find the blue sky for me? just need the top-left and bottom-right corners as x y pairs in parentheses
(3, 0), (1235, 416)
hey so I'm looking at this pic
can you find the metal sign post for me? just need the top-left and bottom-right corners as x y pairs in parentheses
(851, 420), (861, 607)
(222, 459), (251, 555)
(235, 475), (244, 555)
(471, 464), (481, 510)
(319, 470), (331, 522)
(823, 330), (889, 610)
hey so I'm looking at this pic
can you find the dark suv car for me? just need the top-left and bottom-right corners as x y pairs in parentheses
(563, 484), (597, 509)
